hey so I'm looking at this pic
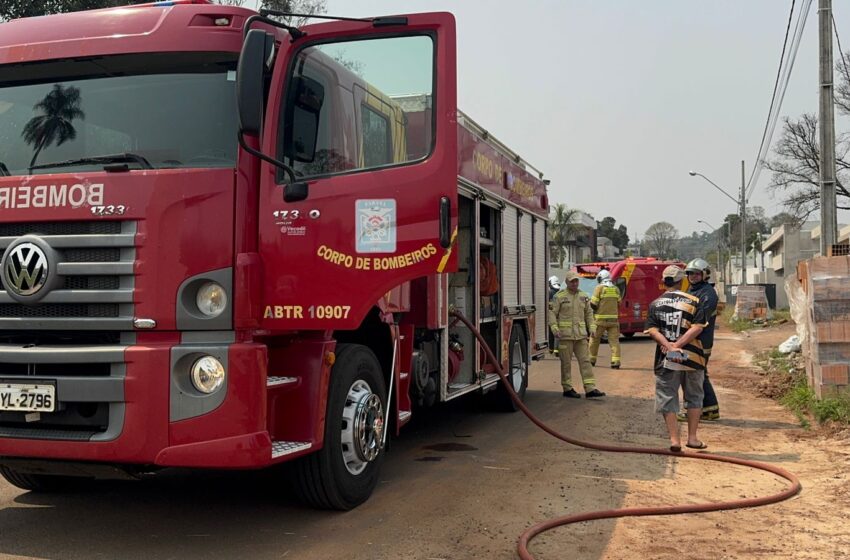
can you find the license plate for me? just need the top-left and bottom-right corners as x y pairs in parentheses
(0, 382), (56, 412)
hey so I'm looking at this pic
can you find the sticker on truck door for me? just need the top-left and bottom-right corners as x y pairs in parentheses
(356, 199), (396, 253)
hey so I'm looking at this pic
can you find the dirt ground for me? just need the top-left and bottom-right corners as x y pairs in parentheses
(598, 323), (850, 560)
(1, 322), (849, 560)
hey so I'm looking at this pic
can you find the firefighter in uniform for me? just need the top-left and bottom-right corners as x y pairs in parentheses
(589, 269), (622, 369)
(549, 271), (606, 398)
(684, 258), (721, 421)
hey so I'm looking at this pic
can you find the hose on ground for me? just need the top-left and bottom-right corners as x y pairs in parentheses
(448, 310), (802, 560)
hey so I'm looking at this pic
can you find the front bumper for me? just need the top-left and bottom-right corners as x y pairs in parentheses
(0, 340), (273, 469)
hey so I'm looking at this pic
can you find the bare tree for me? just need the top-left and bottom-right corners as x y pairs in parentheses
(213, 0), (326, 19)
(765, 114), (850, 220)
(261, 0), (327, 27)
(1, 0), (142, 21)
(644, 222), (678, 259)
(766, 50), (850, 220)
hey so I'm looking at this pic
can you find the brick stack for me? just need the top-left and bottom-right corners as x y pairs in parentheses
(797, 256), (850, 397)
(733, 285), (770, 321)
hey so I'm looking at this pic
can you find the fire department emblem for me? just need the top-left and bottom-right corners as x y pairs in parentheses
(356, 199), (396, 253)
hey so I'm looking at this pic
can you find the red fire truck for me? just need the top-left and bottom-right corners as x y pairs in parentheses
(574, 258), (686, 336)
(0, 1), (550, 509)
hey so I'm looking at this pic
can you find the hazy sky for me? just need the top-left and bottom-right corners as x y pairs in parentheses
(249, 0), (849, 240)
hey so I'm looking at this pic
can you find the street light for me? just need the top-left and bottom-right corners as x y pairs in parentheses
(697, 219), (728, 283)
(688, 162), (747, 285)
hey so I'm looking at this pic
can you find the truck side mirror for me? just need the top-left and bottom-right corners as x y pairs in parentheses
(282, 75), (324, 163)
(236, 29), (275, 137)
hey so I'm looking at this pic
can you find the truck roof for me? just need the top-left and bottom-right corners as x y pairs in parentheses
(575, 257), (682, 278)
(0, 1), (271, 65)
(456, 111), (549, 219)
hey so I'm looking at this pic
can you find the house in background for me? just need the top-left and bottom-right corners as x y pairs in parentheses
(596, 236), (619, 260)
(755, 221), (821, 308)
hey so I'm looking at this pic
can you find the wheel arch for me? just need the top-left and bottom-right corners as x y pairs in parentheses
(333, 306), (394, 393)
(506, 317), (531, 365)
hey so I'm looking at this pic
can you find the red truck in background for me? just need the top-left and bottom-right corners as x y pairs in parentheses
(0, 1), (550, 510)
(574, 258), (686, 337)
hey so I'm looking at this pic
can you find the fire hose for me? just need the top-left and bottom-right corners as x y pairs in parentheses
(448, 310), (802, 560)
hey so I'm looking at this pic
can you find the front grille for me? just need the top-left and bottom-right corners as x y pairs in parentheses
(0, 361), (112, 376)
(0, 304), (119, 318)
(0, 220), (134, 441)
(0, 220), (136, 331)
(63, 248), (121, 262)
(64, 276), (120, 290)
(0, 221), (121, 237)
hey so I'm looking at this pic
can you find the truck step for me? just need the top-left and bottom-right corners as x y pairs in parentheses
(271, 440), (312, 459)
(267, 376), (299, 387)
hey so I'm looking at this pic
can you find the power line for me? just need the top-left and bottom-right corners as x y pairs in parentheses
(744, 0), (796, 200)
(745, 0), (812, 202)
(834, 13), (850, 85)
(745, 0), (814, 203)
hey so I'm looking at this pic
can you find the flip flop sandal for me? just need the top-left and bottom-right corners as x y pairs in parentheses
(686, 441), (708, 450)
(669, 445), (682, 452)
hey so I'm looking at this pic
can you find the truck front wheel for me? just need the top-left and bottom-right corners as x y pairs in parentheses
(0, 465), (84, 492)
(293, 343), (387, 510)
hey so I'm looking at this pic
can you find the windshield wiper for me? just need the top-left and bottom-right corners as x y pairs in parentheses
(0, 162), (9, 177)
(29, 153), (154, 172)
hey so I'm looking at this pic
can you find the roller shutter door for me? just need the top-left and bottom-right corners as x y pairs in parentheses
(520, 215), (534, 305)
(502, 207), (519, 307)
(534, 219), (548, 347)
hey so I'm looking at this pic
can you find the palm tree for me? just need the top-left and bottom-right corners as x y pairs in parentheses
(22, 84), (85, 169)
(549, 203), (581, 268)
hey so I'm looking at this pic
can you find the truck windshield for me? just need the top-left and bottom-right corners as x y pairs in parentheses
(0, 52), (237, 176)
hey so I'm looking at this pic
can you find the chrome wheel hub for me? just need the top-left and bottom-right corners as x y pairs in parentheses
(510, 339), (526, 391)
(341, 380), (384, 475)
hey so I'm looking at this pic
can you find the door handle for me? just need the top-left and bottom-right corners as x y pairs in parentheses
(439, 197), (451, 248)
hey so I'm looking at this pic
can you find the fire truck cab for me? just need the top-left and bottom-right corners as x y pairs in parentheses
(0, 1), (549, 510)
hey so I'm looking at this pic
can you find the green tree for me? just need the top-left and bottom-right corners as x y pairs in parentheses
(721, 205), (770, 262)
(549, 203), (581, 268)
(769, 211), (800, 229)
(596, 216), (630, 252)
(22, 84), (85, 169)
(1, 0), (137, 21)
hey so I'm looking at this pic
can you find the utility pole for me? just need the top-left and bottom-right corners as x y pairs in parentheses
(740, 160), (747, 285)
(819, 0), (837, 253)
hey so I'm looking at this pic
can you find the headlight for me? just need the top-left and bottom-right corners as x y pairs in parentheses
(190, 356), (226, 394)
(196, 282), (227, 317)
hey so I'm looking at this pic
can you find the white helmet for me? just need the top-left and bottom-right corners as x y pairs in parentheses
(548, 275), (560, 289)
(596, 270), (611, 283)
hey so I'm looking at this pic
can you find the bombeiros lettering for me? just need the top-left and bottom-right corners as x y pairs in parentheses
(0, 183), (104, 210)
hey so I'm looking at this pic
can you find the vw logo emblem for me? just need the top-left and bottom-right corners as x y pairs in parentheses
(3, 242), (49, 296)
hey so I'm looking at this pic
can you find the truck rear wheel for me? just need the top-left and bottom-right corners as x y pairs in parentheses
(0, 465), (83, 492)
(293, 343), (387, 510)
(493, 325), (528, 412)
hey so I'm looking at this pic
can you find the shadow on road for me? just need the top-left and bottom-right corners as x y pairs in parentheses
(0, 387), (676, 560)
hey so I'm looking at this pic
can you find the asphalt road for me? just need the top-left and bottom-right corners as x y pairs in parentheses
(0, 337), (683, 560)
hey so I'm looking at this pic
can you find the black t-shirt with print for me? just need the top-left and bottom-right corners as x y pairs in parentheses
(645, 289), (709, 371)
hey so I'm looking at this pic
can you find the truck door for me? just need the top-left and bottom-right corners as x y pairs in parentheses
(257, 14), (458, 330)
